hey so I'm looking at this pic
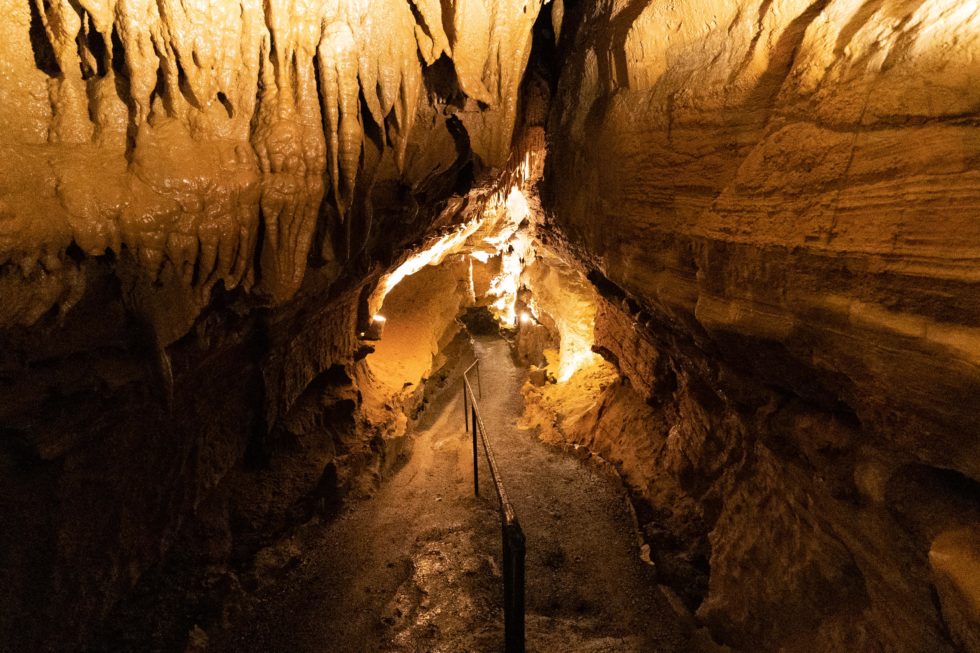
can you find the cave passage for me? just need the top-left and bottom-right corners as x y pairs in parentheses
(3, 0), (979, 650)
(212, 334), (690, 652)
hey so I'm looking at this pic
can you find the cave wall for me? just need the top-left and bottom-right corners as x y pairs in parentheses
(0, 1), (548, 649)
(364, 255), (473, 426)
(0, 269), (387, 651)
(545, 0), (980, 650)
(0, 272), (263, 651)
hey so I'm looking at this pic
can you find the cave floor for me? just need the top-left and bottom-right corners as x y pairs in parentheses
(214, 336), (693, 652)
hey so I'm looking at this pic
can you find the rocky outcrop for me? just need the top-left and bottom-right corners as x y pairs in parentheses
(931, 526), (980, 652)
(545, 0), (980, 650)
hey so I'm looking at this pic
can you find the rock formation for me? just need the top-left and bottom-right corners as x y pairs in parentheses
(1, 0), (979, 650)
(0, 0), (544, 337)
(544, 0), (980, 650)
(0, 1), (544, 649)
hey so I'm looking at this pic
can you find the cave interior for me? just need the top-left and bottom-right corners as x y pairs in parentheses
(1, 0), (979, 651)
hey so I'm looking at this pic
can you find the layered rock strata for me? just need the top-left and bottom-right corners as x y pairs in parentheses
(545, 0), (980, 649)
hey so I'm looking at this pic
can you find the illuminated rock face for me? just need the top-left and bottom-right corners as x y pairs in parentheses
(0, 1), (545, 649)
(547, 0), (980, 650)
(550, 0), (980, 476)
(0, 0), (543, 341)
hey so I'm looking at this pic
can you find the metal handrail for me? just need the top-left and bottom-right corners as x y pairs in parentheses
(463, 358), (525, 653)
(464, 359), (483, 401)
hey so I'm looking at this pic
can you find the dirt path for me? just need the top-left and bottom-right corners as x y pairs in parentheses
(214, 336), (692, 652)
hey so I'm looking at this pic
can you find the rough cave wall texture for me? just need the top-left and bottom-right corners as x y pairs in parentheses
(0, 0), (543, 338)
(546, 0), (980, 650)
(0, 0), (544, 649)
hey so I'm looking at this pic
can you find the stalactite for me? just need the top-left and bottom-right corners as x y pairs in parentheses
(0, 0), (547, 341)
(32, 0), (94, 143)
(318, 21), (360, 217)
(409, 0), (450, 65)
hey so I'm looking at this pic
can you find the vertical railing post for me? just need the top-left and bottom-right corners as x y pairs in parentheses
(502, 522), (512, 648)
(463, 383), (469, 433)
(477, 361), (483, 399)
(513, 525), (525, 653)
(472, 406), (479, 497)
(503, 521), (526, 653)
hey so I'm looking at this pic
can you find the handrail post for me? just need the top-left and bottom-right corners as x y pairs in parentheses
(503, 521), (526, 653)
(472, 405), (479, 497)
(477, 360), (483, 399)
(463, 384), (469, 433)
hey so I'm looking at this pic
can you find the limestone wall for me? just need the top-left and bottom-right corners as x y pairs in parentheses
(546, 0), (980, 649)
